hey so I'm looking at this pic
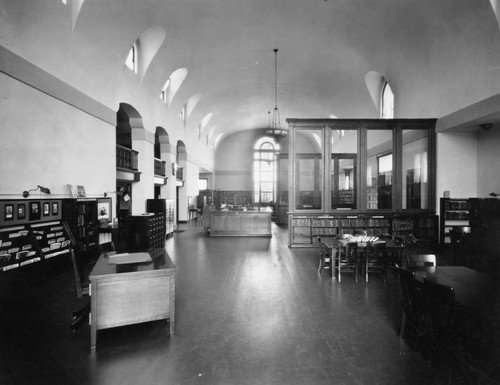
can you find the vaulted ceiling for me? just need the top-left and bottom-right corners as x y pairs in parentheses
(2, 0), (500, 141)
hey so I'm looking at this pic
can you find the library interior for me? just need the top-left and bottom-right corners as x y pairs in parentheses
(1, 1), (500, 385)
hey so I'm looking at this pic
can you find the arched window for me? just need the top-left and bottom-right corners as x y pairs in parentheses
(160, 78), (170, 102)
(253, 137), (279, 204)
(125, 43), (138, 73)
(381, 82), (394, 119)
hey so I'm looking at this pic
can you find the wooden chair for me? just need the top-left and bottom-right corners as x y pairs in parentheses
(395, 266), (424, 338)
(363, 242), (388, 282)
(71, 249), (117, 331)
(406, 253), (436, 269)
(317, 237), (333, 276)
(422, 277), (457, 355)
(336, 240), (359, 282)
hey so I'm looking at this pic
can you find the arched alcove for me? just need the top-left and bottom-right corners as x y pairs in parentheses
(155, 126), (170, 158)
(117, 103), (144, 148)
(116, 103), (145, 218)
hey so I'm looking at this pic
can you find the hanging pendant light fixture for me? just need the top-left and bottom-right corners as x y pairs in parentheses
(266, 48), (288, 140)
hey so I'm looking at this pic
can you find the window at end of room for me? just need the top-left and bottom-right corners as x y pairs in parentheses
(198, 178), (208, 191)
(253, 137), (279, 205)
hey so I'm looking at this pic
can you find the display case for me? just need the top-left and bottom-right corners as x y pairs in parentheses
(0, 199), (74, 272)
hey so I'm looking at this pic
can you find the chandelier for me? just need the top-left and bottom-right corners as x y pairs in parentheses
(266, 48), (288, 140)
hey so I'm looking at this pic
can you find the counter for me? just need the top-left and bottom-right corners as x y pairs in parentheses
(209, 211), (272, 237)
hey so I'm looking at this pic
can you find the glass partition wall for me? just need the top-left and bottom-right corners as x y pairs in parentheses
(331, 129), (358, 210)
(287, 119), (435, 214)
(294, 129), (323, 210)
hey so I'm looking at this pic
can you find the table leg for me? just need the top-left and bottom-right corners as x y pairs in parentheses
(90, 286), (97, 350)
(169, 278), (175, 335)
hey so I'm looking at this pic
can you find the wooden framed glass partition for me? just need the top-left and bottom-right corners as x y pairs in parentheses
(287, 118), (436, 215)
(286, 118), (437, 247)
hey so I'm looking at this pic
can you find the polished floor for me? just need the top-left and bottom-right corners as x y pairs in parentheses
(1, 223), (499, 385)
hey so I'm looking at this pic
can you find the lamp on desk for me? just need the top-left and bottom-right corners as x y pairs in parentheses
(22, 185), (51, 198)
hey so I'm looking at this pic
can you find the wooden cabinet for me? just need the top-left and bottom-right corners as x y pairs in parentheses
(146, 198), (175, 238)
(125, 214), (166, 252)
(468, 198), (500, 269)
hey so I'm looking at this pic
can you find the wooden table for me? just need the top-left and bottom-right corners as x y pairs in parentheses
(89, 249), (175, 349)
(410, 266), (494, 309)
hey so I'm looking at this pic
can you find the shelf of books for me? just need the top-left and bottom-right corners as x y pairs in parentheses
(439, 197), (470, 244)
(289, 213), (436, 248)
(0, 199), (75, 272)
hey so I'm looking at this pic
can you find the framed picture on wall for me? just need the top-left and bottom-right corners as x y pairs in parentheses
(17, 204), (26, 220)
(29, 202), (41, 221)
(97, 198), (112, 222)
(4, 205), (13, 221)
(43, 202), (50, 216)
(77, 185), (86, 198)
(52, 202), (59, 216)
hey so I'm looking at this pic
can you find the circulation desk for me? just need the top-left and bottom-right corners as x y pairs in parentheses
(89, 249), (175, 349)
(209, 210), (272, 237)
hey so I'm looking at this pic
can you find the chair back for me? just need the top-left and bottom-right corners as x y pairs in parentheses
(406, 254), (436, 268)
(317, 238), (331, 259)
(396, 266), (418, 308)
(422, 277), (456, 338)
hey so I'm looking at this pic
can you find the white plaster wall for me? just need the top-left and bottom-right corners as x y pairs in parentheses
(0, 73), (115, 201)
(477, 127), (500, 196)
(436, 132), (478, 214)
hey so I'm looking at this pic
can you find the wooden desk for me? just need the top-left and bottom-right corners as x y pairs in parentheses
(410, 266), (494, 309)
(210, 211), (272, 237)
(89, 250), (175, 349)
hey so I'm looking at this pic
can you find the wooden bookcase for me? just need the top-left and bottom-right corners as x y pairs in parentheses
(439, 197), (470, 244)
(62, 199), (100, 259)
(289, 213), (437, 248)
(468, 198), (500, 268)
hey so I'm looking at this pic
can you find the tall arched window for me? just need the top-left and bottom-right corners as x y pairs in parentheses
(381, 82), (394, 119)
(125, 43), (138, 73)
(253, 137), (279, 204)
